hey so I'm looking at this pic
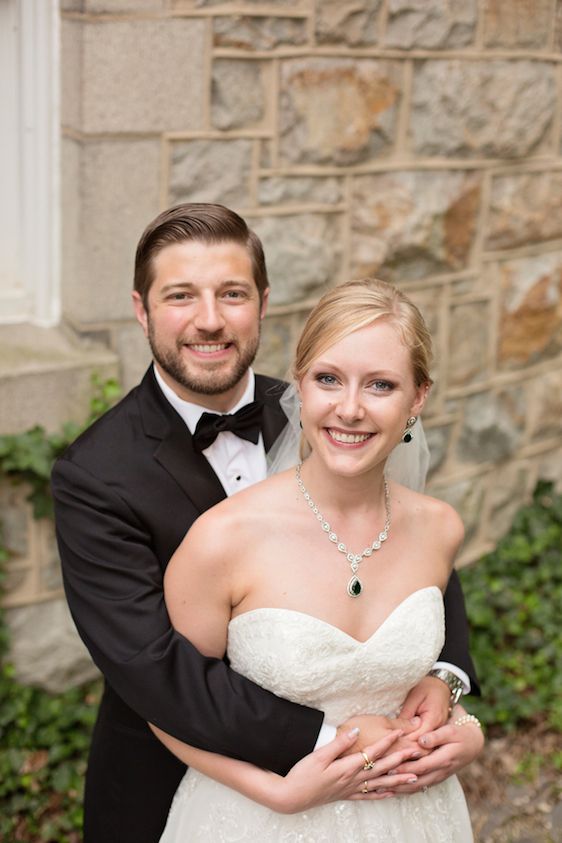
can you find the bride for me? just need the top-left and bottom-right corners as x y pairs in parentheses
(152, 278), (482, 841)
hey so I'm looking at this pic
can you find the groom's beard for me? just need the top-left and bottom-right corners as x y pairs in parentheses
(147, 320), (261, 397)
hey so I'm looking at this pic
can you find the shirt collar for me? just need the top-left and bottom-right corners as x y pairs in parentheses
(153, 364), (256, 435)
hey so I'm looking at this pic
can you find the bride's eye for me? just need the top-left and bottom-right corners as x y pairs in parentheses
(371, 380), (394, 392)
(316, 373), (338, 386)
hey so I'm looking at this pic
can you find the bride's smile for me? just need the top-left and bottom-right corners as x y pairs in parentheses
(298, 320), (427, 483)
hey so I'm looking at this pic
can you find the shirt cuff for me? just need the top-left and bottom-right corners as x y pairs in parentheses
(313, 721), (337, 750)
(432, 661), (471, 694)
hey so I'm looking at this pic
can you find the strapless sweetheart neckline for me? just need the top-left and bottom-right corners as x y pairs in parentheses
(229, 585), (442, 645)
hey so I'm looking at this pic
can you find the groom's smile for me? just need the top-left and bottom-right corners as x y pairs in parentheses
(133, 239), (269, 412)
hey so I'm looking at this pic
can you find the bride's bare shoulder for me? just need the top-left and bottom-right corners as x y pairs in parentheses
(182, 469), (294, 552)
(392, 482), (465, 554)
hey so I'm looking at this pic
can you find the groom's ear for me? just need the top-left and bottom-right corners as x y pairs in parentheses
(132, 291), (149, 337)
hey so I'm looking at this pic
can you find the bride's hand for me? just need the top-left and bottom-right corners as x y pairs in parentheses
(271, 728), (421, 814)
(384, 705), (485, 795)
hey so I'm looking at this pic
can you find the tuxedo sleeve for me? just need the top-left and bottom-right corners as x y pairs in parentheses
(439, 570), (480, 695)
(51, 457), (323, 776)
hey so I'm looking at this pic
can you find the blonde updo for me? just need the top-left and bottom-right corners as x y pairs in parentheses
(293, 278), (433, 388)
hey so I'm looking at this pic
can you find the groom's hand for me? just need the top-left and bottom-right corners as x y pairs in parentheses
(399, 676), (451, 737)
(336, 714), (429, 760)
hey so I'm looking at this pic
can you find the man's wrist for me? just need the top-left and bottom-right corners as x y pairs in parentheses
(428, 668), (464, 712)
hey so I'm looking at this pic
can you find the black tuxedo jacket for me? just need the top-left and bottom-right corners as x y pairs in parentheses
(52, 367), (477, 843)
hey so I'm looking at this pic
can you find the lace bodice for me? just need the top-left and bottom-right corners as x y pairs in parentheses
(227, 586), (444, 723)
(160, 585), (473, 842)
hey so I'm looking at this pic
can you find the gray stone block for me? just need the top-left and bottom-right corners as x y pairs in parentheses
(250, 214), (343, 306)
(385, 0), (476, 48)
(258, 175), (343, 206)
(457, 391), (523, 464)
(213, 16), (307, 50)
(5, 599), (99, 692)
(63, 139), (161, 325)
(315, 0), (382, 46)
(82, 18), (206, 133)
(169, 139), (254, 209)
(448, 302), (491, 386)
(410, 60), (556, 159)
(212, 60), (268, 131)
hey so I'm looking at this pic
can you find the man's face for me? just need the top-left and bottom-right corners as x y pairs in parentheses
(133, 239), (269, 412)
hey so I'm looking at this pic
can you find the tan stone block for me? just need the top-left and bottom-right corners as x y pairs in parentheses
(61, 20), (82, 130)
(82, 19), (206, 133)
(385, 0), (476, 48)
(213, 16), (307, 50)
(250, 214), (343, 306)
(498, 251), (562, 368)
(280, 58), (402, 165)
(315, 0), (382, 46)
(350, 170), (481, 280)
(111, 321), (153, 393)
(0, 324), (118, 434)
(486, 171), (562, 251)
(525, 369), (562, 442)
(212, 60), (269, 131)
(537, 447), (562, 492)
(169, 139), (254, 209)
(61, 138), (81, 310)
(64, 139), (161, 324)
(410, 61), (556, 158)
(482, 0), (552, 48)
(448, 302), (491, 386)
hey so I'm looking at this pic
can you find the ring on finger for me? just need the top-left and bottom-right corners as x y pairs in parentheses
(360, 750), (374, 771)
(361, 781), (369, 794)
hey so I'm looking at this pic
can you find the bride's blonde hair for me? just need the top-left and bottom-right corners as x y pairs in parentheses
(293, 278), (433, 387)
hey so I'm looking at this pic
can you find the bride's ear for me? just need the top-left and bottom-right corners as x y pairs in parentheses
(410, 381), (431, 417)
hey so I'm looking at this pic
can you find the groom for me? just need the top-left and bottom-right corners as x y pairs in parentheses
(52, 203), (478, 843)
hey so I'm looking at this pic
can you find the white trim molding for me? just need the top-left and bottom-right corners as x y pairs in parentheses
(0, 0), (60, 327)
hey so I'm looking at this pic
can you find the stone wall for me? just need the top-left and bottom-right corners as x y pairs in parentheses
(2, 0), (562, 688)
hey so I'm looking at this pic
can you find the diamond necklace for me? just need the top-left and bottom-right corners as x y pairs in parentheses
(295, 463), (391, 598)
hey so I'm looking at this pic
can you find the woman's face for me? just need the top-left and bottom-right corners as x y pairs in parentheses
(298, 320), (427, 478)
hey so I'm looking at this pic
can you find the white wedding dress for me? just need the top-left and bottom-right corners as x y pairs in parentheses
(160, 586), (473, 842)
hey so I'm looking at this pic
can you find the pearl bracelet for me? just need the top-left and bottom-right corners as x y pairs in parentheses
(453, 714), (482, 729)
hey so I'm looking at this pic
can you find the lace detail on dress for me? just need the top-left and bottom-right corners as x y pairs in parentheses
(160, 586), (473, 842)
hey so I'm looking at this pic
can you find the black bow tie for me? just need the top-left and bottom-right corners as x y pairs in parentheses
(192, 400), (265, 453)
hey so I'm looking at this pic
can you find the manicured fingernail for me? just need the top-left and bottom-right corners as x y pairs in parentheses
(387, 769), (397, 776)
(410, 716), (420, 725)
(411, 751), (422, 759)
(419, 736), (428, 746)
(408, 777), (418, 783)
(347, 727), (360, 737)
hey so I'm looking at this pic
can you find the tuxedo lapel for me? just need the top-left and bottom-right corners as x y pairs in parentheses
(137, 368), (226, 514)
(136, 369), (289, 512)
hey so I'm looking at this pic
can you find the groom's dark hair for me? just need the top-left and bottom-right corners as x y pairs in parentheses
(134, 203), (269, 309)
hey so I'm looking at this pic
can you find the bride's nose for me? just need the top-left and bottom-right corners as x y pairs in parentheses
(335, 387), (365, 424)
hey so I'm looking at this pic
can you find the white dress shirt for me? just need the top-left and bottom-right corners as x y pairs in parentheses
(154, 365), (468, 750)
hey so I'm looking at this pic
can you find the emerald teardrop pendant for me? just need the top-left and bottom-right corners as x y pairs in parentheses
(347, 576), (362, 598)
